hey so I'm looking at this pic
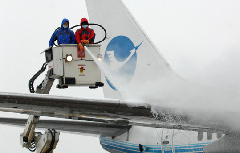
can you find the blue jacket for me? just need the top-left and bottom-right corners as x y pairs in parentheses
(49, 18), (76, 47)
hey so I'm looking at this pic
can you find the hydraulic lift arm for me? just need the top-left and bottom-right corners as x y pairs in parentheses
(23, 74), (59, 153)
(20, 115), (59, 153)
(20, 115), (39, 150)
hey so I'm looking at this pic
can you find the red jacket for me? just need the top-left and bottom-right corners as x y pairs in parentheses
(75, 18), (95, 44)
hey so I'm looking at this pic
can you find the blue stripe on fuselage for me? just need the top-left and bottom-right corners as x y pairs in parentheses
(100, 136), (209, 153)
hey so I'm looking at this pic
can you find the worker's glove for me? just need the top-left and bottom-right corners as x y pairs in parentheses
(78, 43), (84, 51)
(81, 40), (89, 44)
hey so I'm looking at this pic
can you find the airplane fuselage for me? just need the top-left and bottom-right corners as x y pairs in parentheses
(100, 126), (217, 153)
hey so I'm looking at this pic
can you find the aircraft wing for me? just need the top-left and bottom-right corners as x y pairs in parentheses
(0, 92), (151, 121)
(0, 92), (234, 135)
(0, 117), (130, 136)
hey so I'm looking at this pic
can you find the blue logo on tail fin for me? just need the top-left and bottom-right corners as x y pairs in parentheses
(104, 36), (142, 90)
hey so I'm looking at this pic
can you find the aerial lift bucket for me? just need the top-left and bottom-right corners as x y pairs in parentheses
(44, 44), (103, 89)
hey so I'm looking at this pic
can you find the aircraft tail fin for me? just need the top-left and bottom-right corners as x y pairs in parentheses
(86, 0), (175, 99)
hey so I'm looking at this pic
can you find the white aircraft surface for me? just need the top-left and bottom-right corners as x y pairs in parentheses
(0, 0), (240, 153)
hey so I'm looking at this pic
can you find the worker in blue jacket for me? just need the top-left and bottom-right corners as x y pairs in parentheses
(49, 18), (76, 47)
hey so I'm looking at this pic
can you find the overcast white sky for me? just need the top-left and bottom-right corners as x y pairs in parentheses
(0, 0), (240, 152)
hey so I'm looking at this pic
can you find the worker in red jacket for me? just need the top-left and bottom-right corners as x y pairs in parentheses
(75, 18), (95, 52)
